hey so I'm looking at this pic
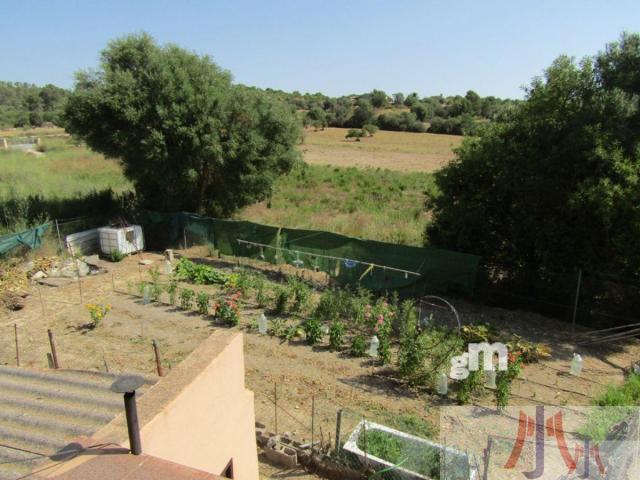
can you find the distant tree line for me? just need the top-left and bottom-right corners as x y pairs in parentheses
(266, 87), (518, 135)
(0, 82), (68, 128)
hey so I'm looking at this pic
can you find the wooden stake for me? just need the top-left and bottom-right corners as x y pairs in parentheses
(274, 383), (278, 435)
(48, 329), (60, 369)
(152, 339), (165, 377)
(78, 276), (84, 304)
(335, 409), (343, 453)
(311, 394), (315, 448)
(14, 324), (20, 367)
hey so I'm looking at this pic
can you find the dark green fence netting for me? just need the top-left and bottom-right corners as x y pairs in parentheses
(0, 223), (50, 256)
(133, 211), (480, 296)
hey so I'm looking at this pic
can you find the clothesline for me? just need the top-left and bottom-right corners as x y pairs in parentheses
(235, 238), (422, 278)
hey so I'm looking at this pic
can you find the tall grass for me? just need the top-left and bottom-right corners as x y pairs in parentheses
(236, 163), (436, 245)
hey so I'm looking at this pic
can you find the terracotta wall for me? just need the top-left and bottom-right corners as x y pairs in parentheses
(139, 332), (259, 480)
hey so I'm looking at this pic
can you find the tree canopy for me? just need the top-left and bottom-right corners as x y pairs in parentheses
(64, 33), (300, 216)
(427, 33), (640, 283)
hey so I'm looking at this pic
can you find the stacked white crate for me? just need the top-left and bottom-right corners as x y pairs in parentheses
(98, 225), (144, 255)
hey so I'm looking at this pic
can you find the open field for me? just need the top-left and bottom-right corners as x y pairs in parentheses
(1, 251), (638, 478)
(301, 127), (462, 172)
(0, 132), (438, 245)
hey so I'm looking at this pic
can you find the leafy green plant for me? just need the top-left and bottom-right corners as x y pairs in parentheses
(137, 281), (148, 297)
(174, 258), (228, 285)
(303, 318), (323, 345)
(179, 288), (195, 310)
(255, 278), (270, 308)
(269, 317), (286, 337)
(456, 369), (484, 405)
(272, 286), (290, 314)
(196, 292), (210, 315)
(148, 266), (160, 284)
(461, 323), (497, 344)
(495, 353), (523, 409)
(149, 283), (163, 302)
(287, 276), (311, 312)
(507, 335), (551, 363)
(282, 324), (303, 342)
(86, 303), (111, 328)
(351, 335), (367, 357)
(109, 249), (124, 262)
(329, 321), (345, 351)
(166, 279), (178, 305)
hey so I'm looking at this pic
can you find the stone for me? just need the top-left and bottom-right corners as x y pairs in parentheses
(139, 259), (154, 266)
(76, 260), (90, 277)
(31, 271), (47, 280)
(82, 255), (101, 266)
(19, 261), (35, 273)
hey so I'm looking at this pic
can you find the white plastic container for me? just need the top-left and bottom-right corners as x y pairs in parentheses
(570, 353), (583, 376)
(98, 225), (144, 255)
(368, 335), (379, 357)
(437, 372), (449, 395)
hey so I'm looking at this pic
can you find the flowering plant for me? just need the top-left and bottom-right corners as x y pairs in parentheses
(217, 292), (241, 326)
(86, 303), (111, 328)
(364, 298), (396, 364)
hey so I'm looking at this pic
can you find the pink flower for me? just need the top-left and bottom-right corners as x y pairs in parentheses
(374, 325), (379, 333)
(377, 314), (384, 322)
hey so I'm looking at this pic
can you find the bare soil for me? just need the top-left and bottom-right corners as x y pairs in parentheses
(1, 251), (639, 479)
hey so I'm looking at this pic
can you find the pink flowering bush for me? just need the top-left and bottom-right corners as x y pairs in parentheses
(363, 298), (396, 364)
(216, 292), (241, 326)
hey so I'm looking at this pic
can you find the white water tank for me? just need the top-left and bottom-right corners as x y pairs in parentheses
(98, 225), (144, 255)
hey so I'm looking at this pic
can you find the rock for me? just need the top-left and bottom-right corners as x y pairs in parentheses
(19, 261), (35, 273)
(76, 260), (90, 277)
(31, 271), (47, 280)
(82, 255), (101, 266)
(139, 259), (154, 266)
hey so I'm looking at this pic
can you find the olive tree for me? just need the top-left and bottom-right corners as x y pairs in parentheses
(64, 33), (301, 216)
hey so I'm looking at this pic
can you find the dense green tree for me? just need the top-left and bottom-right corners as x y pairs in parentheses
(370, 89), (388, 108)
(404, 92), (419, 107)
(348, 98), (375, 127)
(64, 33), (300, 216)
(392, 92), (405, 105)
(427, 33), (640, 284)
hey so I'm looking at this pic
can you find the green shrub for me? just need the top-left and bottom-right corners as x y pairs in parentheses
(287, 276), (311, 312)
(149, 283), (163, 302)
(216, 293), (241, 326)
(269, 317), (286, 337)
(255, 279), (270, 308)
(179, 288), (195, 310)
(303, 318), (323, 345)
(456, 369), (484, 405)
(167, 279), (178, 305)
(272, 286), (290, 314)
(109, 249), (124, 262)
(329, 321), (346, 351)
(196, 292), (210, 315)
(351, 335), (367, 357)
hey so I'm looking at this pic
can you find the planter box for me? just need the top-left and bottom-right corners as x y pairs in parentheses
(343, 420), (477, 480)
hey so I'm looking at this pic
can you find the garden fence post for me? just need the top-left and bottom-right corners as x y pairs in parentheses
(55, 219), (63, 253)
(483, 436), (493, 480)
(311, 394), (315, 449)
(48, 329), (60, 369)
(334, 409), (343, 453)
(152, 339), (164, 377)
(14, 324), (20, 367)
(78, 275), (84, 304)
(274, 382), (278, 435)
(571, 269), (582, 340)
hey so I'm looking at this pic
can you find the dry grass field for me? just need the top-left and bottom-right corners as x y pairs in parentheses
(301, 127), (462, 172)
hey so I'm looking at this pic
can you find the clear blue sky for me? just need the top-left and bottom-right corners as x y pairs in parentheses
(1, 0), (638, 99)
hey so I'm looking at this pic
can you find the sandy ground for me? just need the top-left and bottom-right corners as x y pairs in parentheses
(1, 252), (639, 478)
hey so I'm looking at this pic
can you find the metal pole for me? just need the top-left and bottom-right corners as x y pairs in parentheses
(48, 329), (59, 369)
(335, 409), (343, 453)
(311, 394), (315, 448)
(14, 324), (20, 367)
(112, 272), (116, 292)
(571, 269), (582, 339)
(124, 391), (142, 455)
(152, 339), (164, 377)
(483, 436), (493, 480)
(54, 219), (63, 253)
(183, 228), (187, 251)
(274, 383), (278, 435)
